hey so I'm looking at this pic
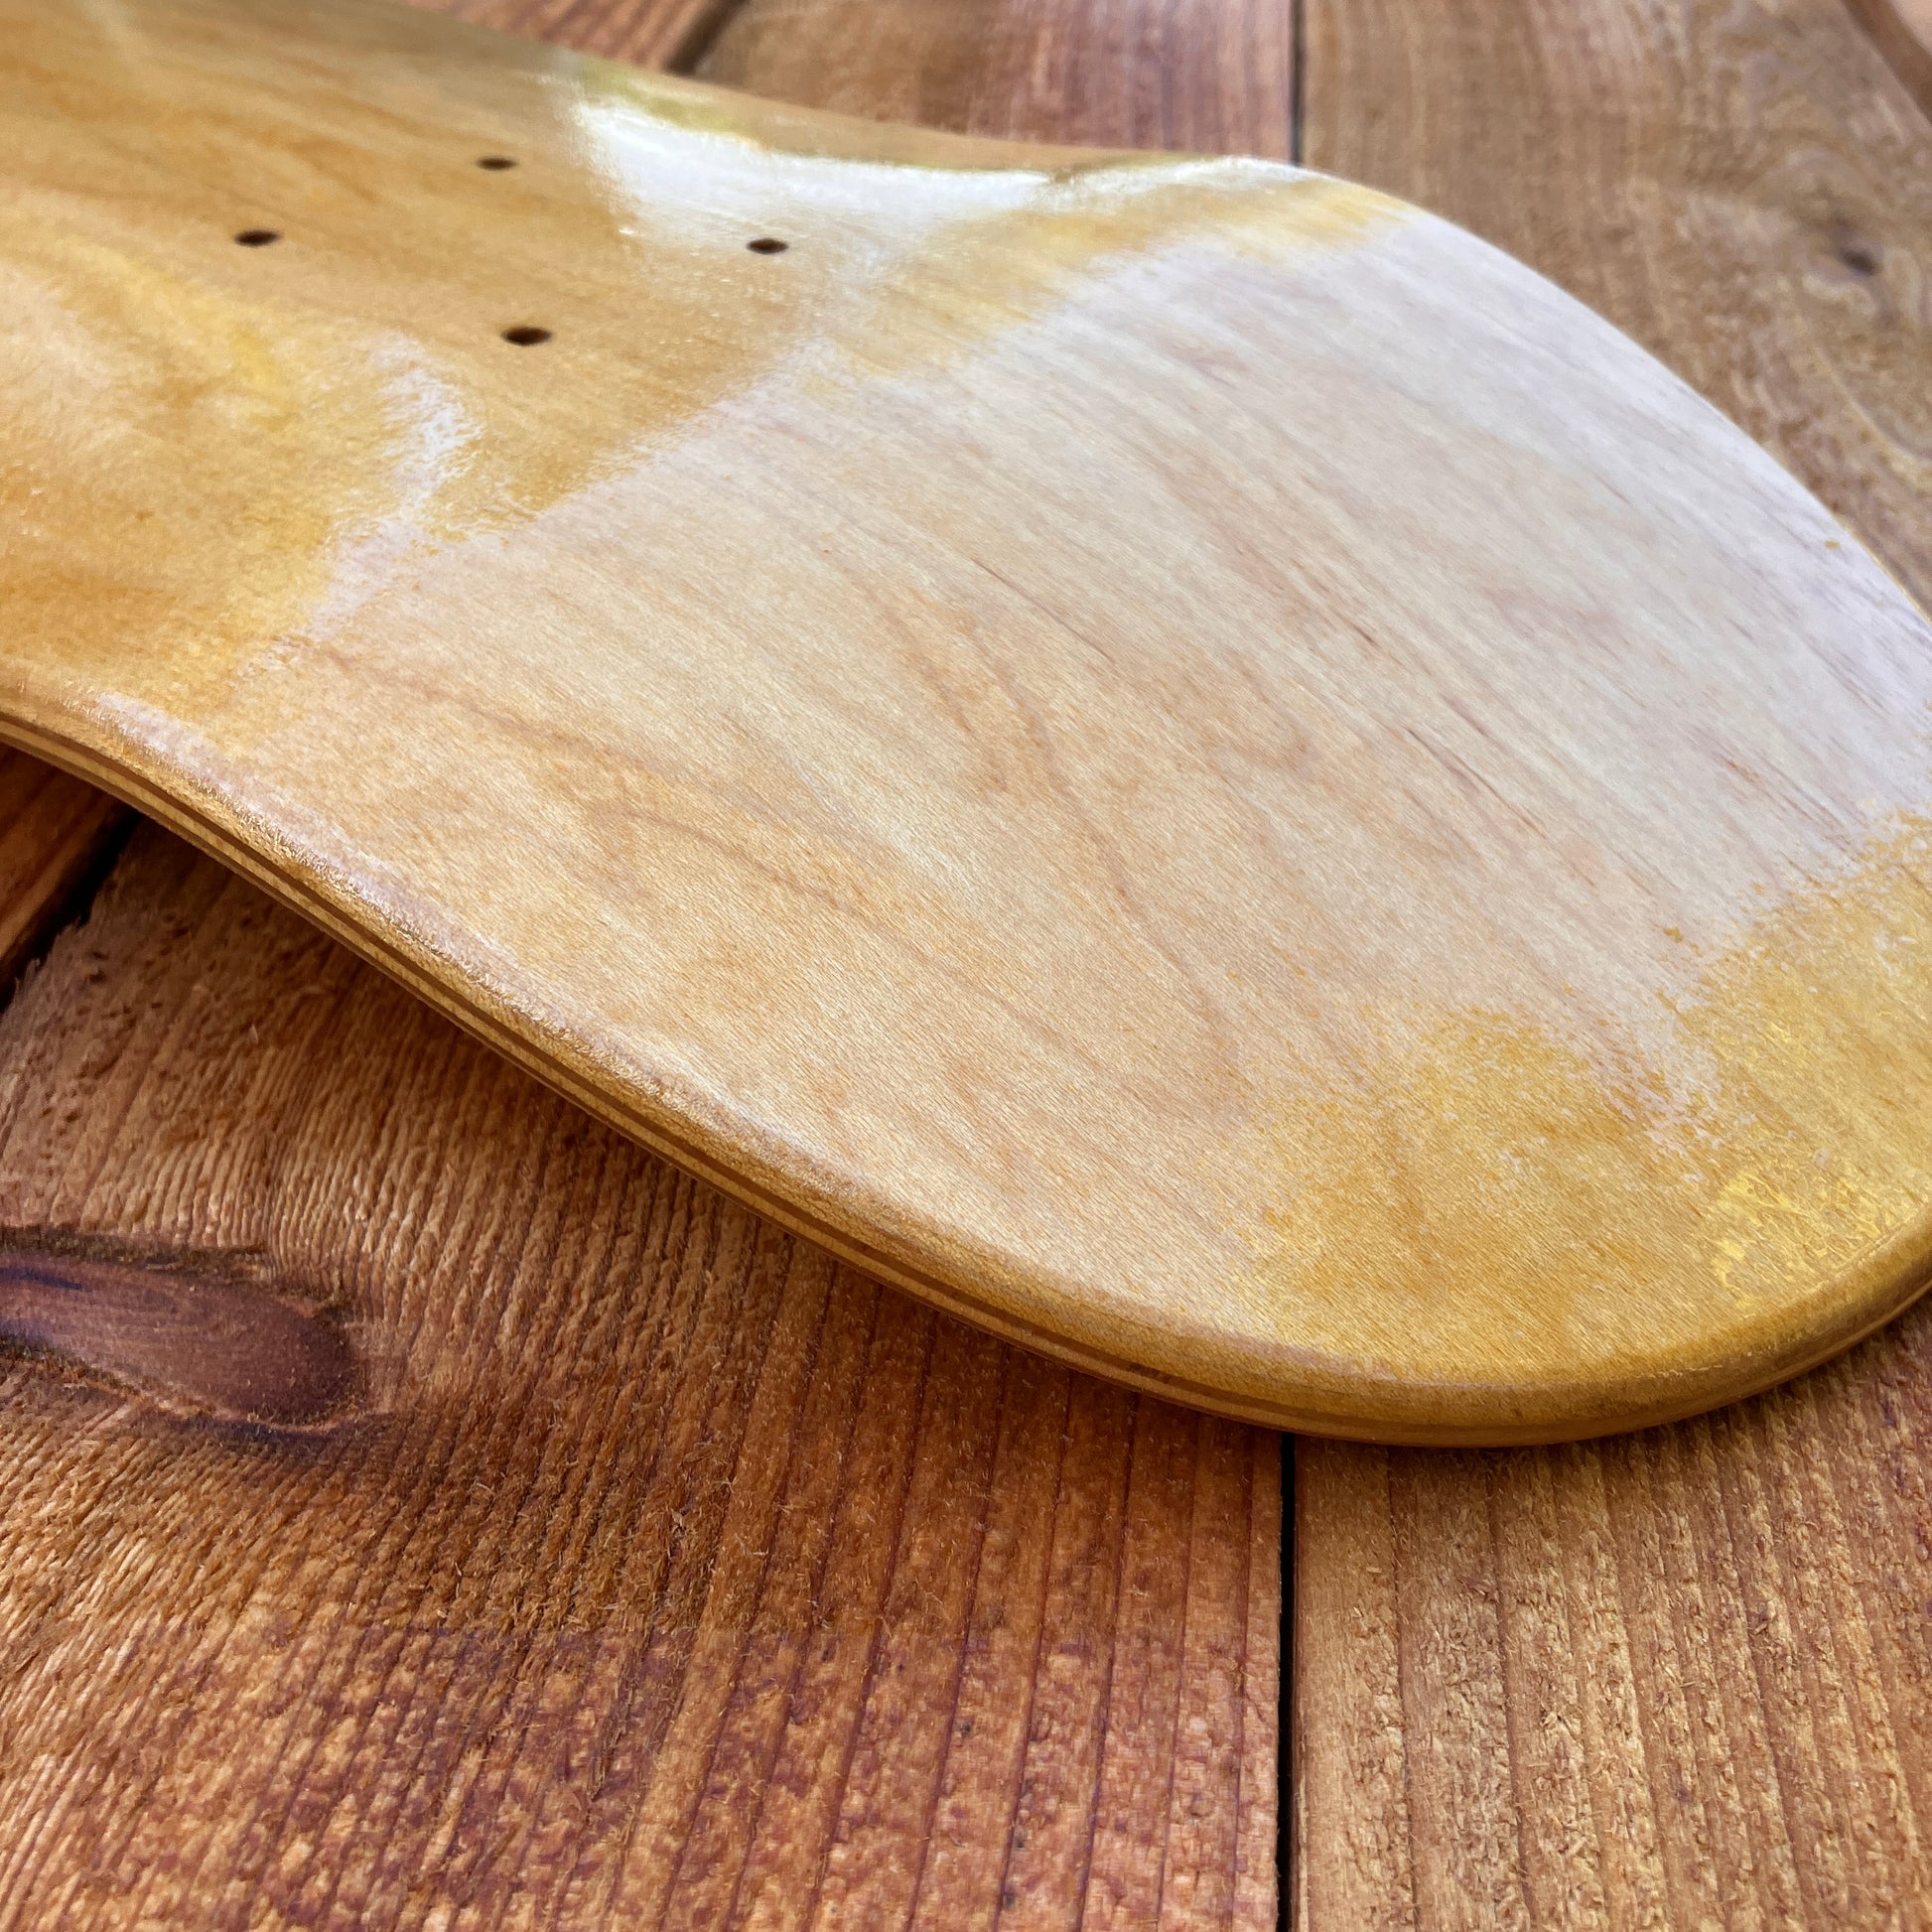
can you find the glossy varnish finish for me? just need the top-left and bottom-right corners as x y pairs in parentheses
(8, 0), (1932, 1441)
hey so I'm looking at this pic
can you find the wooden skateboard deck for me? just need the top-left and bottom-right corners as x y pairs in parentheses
(6, 0), (1932, 1441)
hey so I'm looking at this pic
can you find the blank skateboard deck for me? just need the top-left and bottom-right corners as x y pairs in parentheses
(6, 0), (1932, 1442)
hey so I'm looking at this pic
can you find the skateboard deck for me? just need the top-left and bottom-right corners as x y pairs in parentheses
(7, 0), (1932, 1441)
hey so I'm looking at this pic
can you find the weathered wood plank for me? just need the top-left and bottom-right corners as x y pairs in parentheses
(397, 0), (733, 66)
(1847, 0), (1932, 113)
(1297, 1349), (1932, 1930)
(0, 0), (1281, 1923)
(1296, 0), (1932, 1920)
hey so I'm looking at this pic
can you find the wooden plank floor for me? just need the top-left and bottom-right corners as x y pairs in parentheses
(699, 0), (1292, 154)
(8, 0), (1932, 1924)
(1295, 0), (1932, 1925)
(0, 3), (1282, 1927)
(0, 829), (1279, 1929)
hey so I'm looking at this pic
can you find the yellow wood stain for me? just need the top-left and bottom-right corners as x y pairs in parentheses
(827, 169), (1404, 387)
(1242, 816), (1932, 1435)
(3, 0), (1387, 723)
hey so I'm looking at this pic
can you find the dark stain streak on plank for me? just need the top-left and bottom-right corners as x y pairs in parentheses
(0, 1236), (356, 1427)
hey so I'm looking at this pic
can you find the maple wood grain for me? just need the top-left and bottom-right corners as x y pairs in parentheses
(0, 0), (1282, 1923)
(1295, 0), (1932, 1920)
(1302, 0), (1932, 614)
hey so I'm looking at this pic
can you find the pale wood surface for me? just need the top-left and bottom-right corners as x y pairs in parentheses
(1301, 0), (1932, 617)
(11, 0), (1932, 1441)
(1295, 0), (1932, 1919)
(0, 1), (1281, 1926)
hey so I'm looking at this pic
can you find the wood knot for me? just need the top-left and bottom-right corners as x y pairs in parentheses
(0, 1233), (357, 1429)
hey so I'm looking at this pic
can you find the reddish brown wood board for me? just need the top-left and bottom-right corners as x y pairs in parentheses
(0, 824), (1281, 1930)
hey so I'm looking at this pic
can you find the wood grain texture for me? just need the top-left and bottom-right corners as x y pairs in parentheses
(0, 0), (686, 1081)
(1295, 1328), (1932, 1930)
(1295, 0), (1932, 1918)
(397, 0), (734, 67)
(700, 0), (1294, 156)
(0, 751), (126, 996)
(0, 1236), (357, 1427)
(13, 0), (1932, 1440)
(0, 824), (1280, 1931)
(1301, 0), (1932, 615)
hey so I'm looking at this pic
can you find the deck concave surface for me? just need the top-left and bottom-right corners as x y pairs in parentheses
(6, 0), (1932, 1441)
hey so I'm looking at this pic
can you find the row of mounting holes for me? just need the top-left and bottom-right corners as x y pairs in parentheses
(231, 157), (791, 345)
